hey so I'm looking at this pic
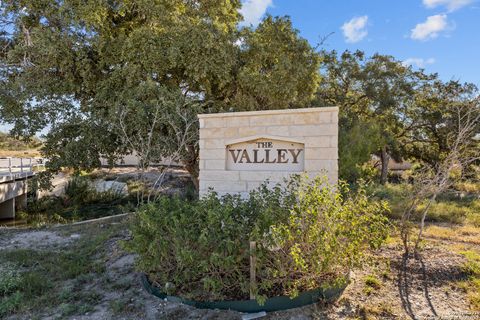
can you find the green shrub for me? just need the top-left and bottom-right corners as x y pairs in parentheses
(263, 178), (390, 298)
(455, 182), (480, 194)
(369, 183), (479, 225)
(24, 176), (133, 225)
(0, 265), (21, 296)
(418, 201), (471, 224)
(126, 175), (390, 302)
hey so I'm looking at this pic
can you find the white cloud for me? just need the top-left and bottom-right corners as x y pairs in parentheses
(423, 0), (474, 12)
(341, 16), (369, 43)
(410, 14), (450, 40)
(239, 0), (273, 27)
(402, 57), (436, 68)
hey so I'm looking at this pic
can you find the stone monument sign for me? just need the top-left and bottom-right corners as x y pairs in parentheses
(198, 107), (338, 197)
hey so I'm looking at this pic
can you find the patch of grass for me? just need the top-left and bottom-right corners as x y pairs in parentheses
(370, 183), (479, 225)
(59, 302), (95, 317)
(0, 291), (23, 316)
(423, 225), (456, 238)
(418, 201), (471, 224)
(369, 183), (411, 220)
(455, 182), (480, 194)
(0, 223), (121, 317)
(363, 274), (382, 296)
(423, 225), (480, 245)
(358, 302), (396, 319)
(109, 296), (143, 315)
(459, 250), (480, 311)
(461, 251), (480, 276)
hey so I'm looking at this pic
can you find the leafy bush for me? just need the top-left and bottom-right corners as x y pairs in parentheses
(369, 183), (479, 225)
(126, 175), (390, 302)
(23, 176), (134, 225)
(455, 182), (480, 194)
(417, 201), (471, 224)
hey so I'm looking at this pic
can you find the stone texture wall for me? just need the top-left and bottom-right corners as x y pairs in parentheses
(198, 107), (339, 197)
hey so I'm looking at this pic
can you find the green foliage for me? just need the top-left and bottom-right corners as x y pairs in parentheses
(126, 175), (390, 302)
(316, 50), (480, 182)
(363, 274), (382, 295)
(461, 251), (480, 276)
(416, 201), (471, 224)
(0, 265), (21, 296)
(24, 176), (133, 225)
(370, 183), (480, 225)
(459, 250), (480, 311)
(234, 16), (320, 110)
(0, 1), (320, 184)
(0, 223), (118, 317)
(402, 81), (480, 168)
(125, 182), (295, 301)
(338, 120), (384, 182)
(316, 50), (422, 182)
(364, 275), (382, 289)
(264, 177), (390, 297)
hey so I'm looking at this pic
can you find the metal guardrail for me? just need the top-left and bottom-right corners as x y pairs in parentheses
(0, 157), (46, 178)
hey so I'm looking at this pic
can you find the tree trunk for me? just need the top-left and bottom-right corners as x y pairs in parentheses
(189, 169), (199, 192)
(380, 146), (390, 185)
(183, 143), (199, 192)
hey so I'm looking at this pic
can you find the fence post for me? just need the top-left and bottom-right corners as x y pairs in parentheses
(249, 241), (257, 300)
(20, 158), (24, 173)
(8, 157), (12, 177)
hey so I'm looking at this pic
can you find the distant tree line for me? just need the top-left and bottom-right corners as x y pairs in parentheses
(0, 0), (478, 188)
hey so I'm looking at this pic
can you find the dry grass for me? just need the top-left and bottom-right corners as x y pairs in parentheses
(423, 224), (480, 245)
(0, 149), (41, 158)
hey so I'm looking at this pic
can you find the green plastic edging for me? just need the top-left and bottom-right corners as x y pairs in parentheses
(141, 273), (347, 313)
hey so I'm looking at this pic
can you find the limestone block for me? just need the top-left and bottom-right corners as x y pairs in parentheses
(205, 159), (225, 170)
(204, 117), (226, 128)
(226, 116), (250, 128)
(292, 112), (332, 125)
(205, 139), (226, 149)
(200, 180), (247, 193)
(304, 159), (338, 172)
(331, 111), (339, 123)
(266, 126), (290, 136)
(302, 136), (331, 148)
(250, 114), (292, 126)
(200, 127), (238, 139)
(330, 135), (338, 148)
(304, 148), (338, 160)
(238, 126), (266, 136)
(289, 124), (338, 137)
(200, 170), (240, 181)
(239, 171), (295, 182)
(199, 160), (205, 170)
(199, 148), (225, 160)
(198, 107), (339, 198)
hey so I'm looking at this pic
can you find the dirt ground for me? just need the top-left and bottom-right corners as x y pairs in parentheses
(0, 216), (479, 320)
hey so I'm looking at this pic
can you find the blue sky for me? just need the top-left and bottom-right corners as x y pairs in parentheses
(240, 0), (480, 86)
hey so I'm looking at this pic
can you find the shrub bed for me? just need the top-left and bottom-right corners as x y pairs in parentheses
(20, 176), (135, 226)
(126, 175), (390, 303)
